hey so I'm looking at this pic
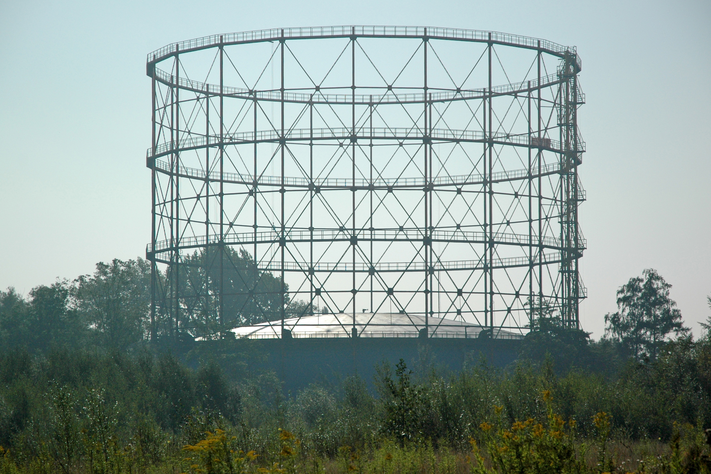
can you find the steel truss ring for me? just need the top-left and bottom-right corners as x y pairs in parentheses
(147, 26), (586, 339)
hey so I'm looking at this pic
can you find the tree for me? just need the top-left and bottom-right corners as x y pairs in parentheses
(519, 297), (592, 373)
(604, 269), (688, 361)
(74, 258), (151, 350)
(16, 281), (85, 352)
(699, 295), (711, 337)
(378, 359), (422, 444)
(177, 247), (287, 337)
(0, 288), (30, 349)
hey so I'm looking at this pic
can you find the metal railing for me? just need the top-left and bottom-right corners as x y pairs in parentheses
(236, 328), (524, 340)
(148, 127), (572, 159)
(258, 252), (559, 272)
(147, 227), (586, 254)
(147, 26), (580, 71)
(151, 157), (563, 188)
(152, 67), (563, 104)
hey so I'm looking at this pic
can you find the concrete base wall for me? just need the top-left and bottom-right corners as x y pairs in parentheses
(237, 337), (521, 390)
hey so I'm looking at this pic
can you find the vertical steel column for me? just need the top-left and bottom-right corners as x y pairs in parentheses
(171, 48), (180, 336)
(150, 64), (157, 341)
(168, 60), (174, 337)
(254, 109), (260, 325)
(369, 96), (373, 313)
(559, 55), (569, 325)
(351, 29), (357, 336)
(309, 96), (314, 315)
(428, 92), (433, 322)
(527, 81), (533, 325)
(176, 50), (182, 334)
(423, 32), (429, 336)
(571, 63), (580, 328)
(560, 68), (569, 325)
(487, 34), (494, 330)
(482, 58), (488, 329)
(560, 52), (581, 328)
(280, 30), (286, 334)
(536, 43), (543, 312)
(253, 94), (258, 274)
(219, 39), (225, 329)
(566, 71), (572, 325)
(205, 90), (211, 325)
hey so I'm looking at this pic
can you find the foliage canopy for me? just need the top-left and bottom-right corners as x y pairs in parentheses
(604, 268), (688, 361)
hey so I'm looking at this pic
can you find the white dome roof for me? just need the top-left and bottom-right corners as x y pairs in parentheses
(230, 312), (522, 340)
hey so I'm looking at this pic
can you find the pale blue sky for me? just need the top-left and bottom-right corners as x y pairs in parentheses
(1, 0), (709, 338)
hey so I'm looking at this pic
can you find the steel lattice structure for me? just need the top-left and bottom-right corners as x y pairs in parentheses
(145, 26), (586, 340)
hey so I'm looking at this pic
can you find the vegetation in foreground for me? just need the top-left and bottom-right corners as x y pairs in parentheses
(0, 343), (709, 473)
(0, 259), (710, 473)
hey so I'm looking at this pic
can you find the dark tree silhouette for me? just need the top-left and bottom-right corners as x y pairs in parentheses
(604, 269), (688, 361)
(520, 301), (592, 372)
(74, 258), (151, 350)
(176, 247), (287, 338)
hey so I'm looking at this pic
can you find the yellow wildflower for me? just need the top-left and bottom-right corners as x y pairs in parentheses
(593, 412), (611, 431)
